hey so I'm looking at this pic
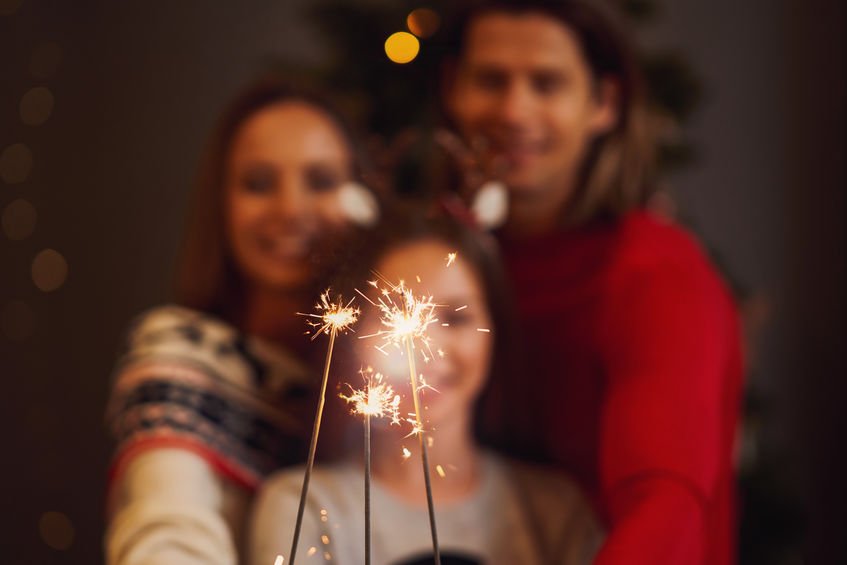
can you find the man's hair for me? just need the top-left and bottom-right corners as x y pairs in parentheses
(441, 0), (656, 225)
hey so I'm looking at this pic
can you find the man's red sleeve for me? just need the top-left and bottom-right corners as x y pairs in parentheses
(594, 251), (737, 564)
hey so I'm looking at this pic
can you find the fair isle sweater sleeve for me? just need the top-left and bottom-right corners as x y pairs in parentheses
(105, 448), (240, 565)
(105, 306), (313, 565)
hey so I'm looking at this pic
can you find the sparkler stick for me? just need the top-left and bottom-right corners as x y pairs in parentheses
(364, 410), (371, 565)
(340, 370), (400, 565)
(404, 337), (441, 565)
(357, 279), (442, 565)
(289, 292), (359, 565)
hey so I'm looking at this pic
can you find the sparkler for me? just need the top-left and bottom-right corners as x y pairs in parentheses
(288, 291), (359, 565)
(340, 368), (401, 565)
(357, 277), (442, 565)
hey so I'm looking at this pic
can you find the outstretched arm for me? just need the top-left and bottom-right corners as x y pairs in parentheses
(106, 448), (242, 565)
(595, 259), (739, 564)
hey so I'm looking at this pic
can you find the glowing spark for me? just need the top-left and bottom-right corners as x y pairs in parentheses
(289, 289), (355, 565)
(274, 556), (284, 565)
(441, 323), (450, 327)
(321, 535), (330, 545)
(323, 552), (332, 561)
(446, 252), (457, 267)
(356, 276), (440, 360)
(307, 548), (317, 557)
(454, 305), (467, 311)
(404, 414), (424, 438)
(437, 348), (445, 358)
(339, 369), (401, 425)
(416, 275), (421, 283)
(402, 447), (412, 460)
(357, 273), (442, 562)
(298, 290), (359, 340)
(436, 465), (446, 478)
(476, 328), (490, 333)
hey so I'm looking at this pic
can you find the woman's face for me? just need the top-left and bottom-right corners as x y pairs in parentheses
(225, 101), (353, 293)
(356, 238), (493, 431)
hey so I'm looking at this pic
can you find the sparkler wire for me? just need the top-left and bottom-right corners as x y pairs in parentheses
(405, 337), (442, 565)
(288, 327), (337, 565)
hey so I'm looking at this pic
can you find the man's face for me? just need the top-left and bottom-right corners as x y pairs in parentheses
(446, 12), (616, 207)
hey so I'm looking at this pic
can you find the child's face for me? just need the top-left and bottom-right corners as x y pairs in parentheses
(356, 238), (493, 431)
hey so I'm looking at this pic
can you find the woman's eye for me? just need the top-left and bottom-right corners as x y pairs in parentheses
(240, 167), (276, 194)
(443, 311), (472, 327)
(532, 71), (566, 96)
(305, 166), (344, 193)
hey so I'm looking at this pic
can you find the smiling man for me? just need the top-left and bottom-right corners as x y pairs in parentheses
(441, 2), (743, 564)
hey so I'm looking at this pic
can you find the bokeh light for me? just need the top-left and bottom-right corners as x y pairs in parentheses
(30, 42), (63, 79)
(384, 31), (420, 64)
(0, 143), (33, 184)
(20, 86), (54, 126)
(32, 249), (68, 292)
(2, 198), (37, 240)
(0, 0), (23, 17)
(407, 8), (440, 38)
(1, 300), (35, 341)
(38, 511), (75, 551)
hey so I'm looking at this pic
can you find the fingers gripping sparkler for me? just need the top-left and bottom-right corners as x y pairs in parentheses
(288, 291), (359, 565)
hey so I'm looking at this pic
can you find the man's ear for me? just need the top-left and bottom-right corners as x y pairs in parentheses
(590, 77), (620, 135)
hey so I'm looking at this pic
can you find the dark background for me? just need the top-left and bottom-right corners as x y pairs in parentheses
(1, 0), (844, 563)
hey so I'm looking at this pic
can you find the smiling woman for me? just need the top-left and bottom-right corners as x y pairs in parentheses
(103, 76), (378, 565)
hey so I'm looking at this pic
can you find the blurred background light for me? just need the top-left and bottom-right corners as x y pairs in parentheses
(38, 511), (75, 551)
(0, 0), (23, 17)
(0, 300), (35, 341)
(31, 249), (68, 292)
(406, 8), (440, 38)
(2, 198), (37, 240)
(29, 42), (63, 79)
(20, 86), (55, 126)
(0, 143), (33, 184)
(384, 31), (419, 64)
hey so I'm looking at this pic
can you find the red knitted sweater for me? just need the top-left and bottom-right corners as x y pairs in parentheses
(490, 210), (743, 565)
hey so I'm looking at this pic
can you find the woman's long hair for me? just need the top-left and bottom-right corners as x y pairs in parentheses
(174, 76), (363, 324)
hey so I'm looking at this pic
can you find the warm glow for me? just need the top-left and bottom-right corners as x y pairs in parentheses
(299, 290), (359, 339)
(407, 8), (440, 38)
(357, 277), (440, 361)
(384, 31), (420, 64)
(340, 369), (401, 424)
(31, 249), (68, 292)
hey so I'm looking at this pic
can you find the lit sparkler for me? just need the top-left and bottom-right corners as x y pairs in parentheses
(288, 290), (358, 565)
(357, 277), (442, 565)
(340, 369), (401, 565)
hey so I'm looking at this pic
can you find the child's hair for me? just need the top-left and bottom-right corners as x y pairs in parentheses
(335, 206), (519, 443)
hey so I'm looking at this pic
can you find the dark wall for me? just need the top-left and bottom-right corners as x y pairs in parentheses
(0, 1), (843, 563)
